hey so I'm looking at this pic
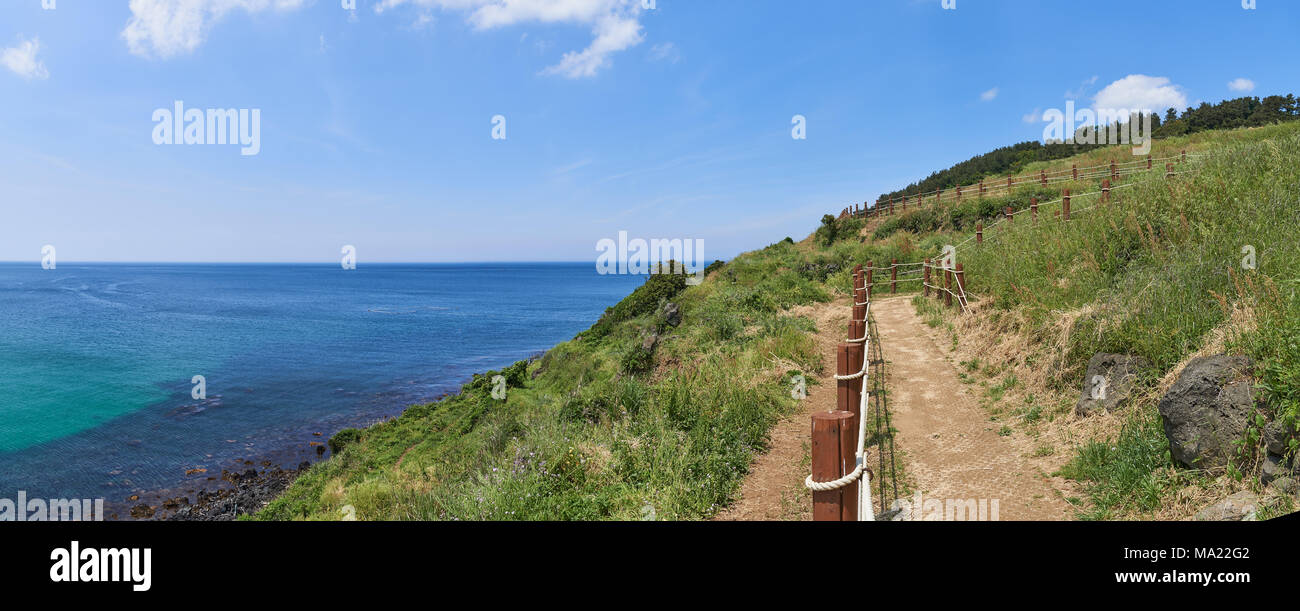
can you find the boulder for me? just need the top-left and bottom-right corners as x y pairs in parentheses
(1260, 454), (1296, 486)
(1263, 418), (1298, 456)
(1269, 476), (1298, 497)
(1194, 491), (1259, 521)
(1157, 355), (1254, 469)
(640, 333), (659, 352)
(1075, 353), (1152, 416)
(659, 302), (681, 328)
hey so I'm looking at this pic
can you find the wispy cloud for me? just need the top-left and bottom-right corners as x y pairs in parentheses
(2, 36), (50, 79)
(1065, 75), (1098, 100)
(122, 0), (307, 59)
(979, 87), (998, 102)
(648, 41), (680, 63)
(375, 0), (646, 78)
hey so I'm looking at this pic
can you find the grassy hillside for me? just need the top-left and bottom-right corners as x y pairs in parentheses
(881, 122), (1300, 519)
(258, 121), (1300, 521)
(258, 242), (857, 520)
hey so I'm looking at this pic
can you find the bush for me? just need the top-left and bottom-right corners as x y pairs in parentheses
(328, 428), (364, 455)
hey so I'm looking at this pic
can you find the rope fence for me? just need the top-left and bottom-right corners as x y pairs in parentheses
(805, 264), (900, 520)
(806, 149), (1207, 520)
(837, 149), (1205, 219)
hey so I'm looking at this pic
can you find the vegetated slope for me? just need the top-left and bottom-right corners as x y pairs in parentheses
(869, 121), (1300, 520)
(257, 120), (1299, 522)
(258, 244), (860, 520)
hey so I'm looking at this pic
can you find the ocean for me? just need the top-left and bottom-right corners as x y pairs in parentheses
(0, 262), (642, 506)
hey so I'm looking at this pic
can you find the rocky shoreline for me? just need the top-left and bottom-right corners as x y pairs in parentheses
(162, 462), (310, 521)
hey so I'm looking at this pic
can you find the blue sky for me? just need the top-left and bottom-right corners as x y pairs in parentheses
(2, 0), (1296, 263)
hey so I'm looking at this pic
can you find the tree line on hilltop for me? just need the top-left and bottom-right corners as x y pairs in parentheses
(871, 94), (1300, 208)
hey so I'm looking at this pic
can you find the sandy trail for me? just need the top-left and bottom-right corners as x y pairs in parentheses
(871, 295), (1073, 520)
(718, 293), (1074, 521)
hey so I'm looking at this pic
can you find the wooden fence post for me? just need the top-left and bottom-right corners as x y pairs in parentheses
(1072, 164), (1078, 180)
(1166, 163), (1174, 178)
(812, 410), (856, 521)
(1110, 159), (1117, 181)
(1181, 149), (1186, 163)
(1005, 205), (1013, 223)
(1040, 169), (1047, 186)
(976, 221), (983, 245)
(979, 181), (985, 197)
(1146, 154), (1152, 170)
(957, 186), (962, 201)
(923, 259), (931, 297)
(1063, 188), (1071, 220)
(1030, 196), (1038, 223)
(890, 258), (898, 294)
(866, 261), (874, 299)
(956, 262), (967, 297)
(944, 267), (953, 308)
(1102, 179), (1111, 203)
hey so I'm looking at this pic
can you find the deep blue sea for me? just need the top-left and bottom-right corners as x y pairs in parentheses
(0, 263), (641, 507)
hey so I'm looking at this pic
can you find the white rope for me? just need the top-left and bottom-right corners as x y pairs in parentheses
(806, 298), (876, 521)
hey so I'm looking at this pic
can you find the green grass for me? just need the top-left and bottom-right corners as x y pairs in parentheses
(256, 122), (1300, 522)
(256, 237), (837, 521)
(908, 122), (1300, 517)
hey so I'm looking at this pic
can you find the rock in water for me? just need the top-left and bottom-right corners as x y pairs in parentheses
(1075, 353), (1151, 416)
(1157, 355), (1254, 469)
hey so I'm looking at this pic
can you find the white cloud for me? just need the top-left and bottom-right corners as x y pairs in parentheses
(374, 0), (646, 78)
(1021, 108), (1041, 124)
(979, 87), (998, 102)
(122, 0), (307, 59)
(1227, 77), (1255, 93)
(1092, 74), (1187, 113)
(2, 36), (49, 79)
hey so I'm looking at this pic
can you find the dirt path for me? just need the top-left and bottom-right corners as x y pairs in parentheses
(871, 296), (1074, 520)
(714, 298), (849, 521)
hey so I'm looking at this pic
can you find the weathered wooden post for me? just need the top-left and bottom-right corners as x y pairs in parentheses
(1005, 205), (1013, 223)
(1166, 163), (1174, 178)
(955, 262), (967, 298)
(979, 181), (985, 198)
(944, 267), (953, 308)
(1110, 159), (1117, 181)
(923, 259), (931, 297)
(957, 185), (962, 201)
(1181, 149), (1186, 163)
(1040, 169), (1047, 186)
(1146, 154), (1152, 170)
(1030, 196), (1038, 223)
(812, 409), (856, 521)
(1062, 188), (1071, 220)
(1072, 164), (1078, 180)
(976, 221), (983, 245)
(866, 261), (874, 299)
(890, 258), (898, 294)
(1102, 179), (1111, 203)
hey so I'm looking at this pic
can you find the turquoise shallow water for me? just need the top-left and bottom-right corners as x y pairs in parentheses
(0, 262), (640, 500)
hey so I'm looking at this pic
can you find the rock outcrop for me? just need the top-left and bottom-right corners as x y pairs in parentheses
(1157, 355), (1255, 469)
(1075, 353), (1151, 416)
